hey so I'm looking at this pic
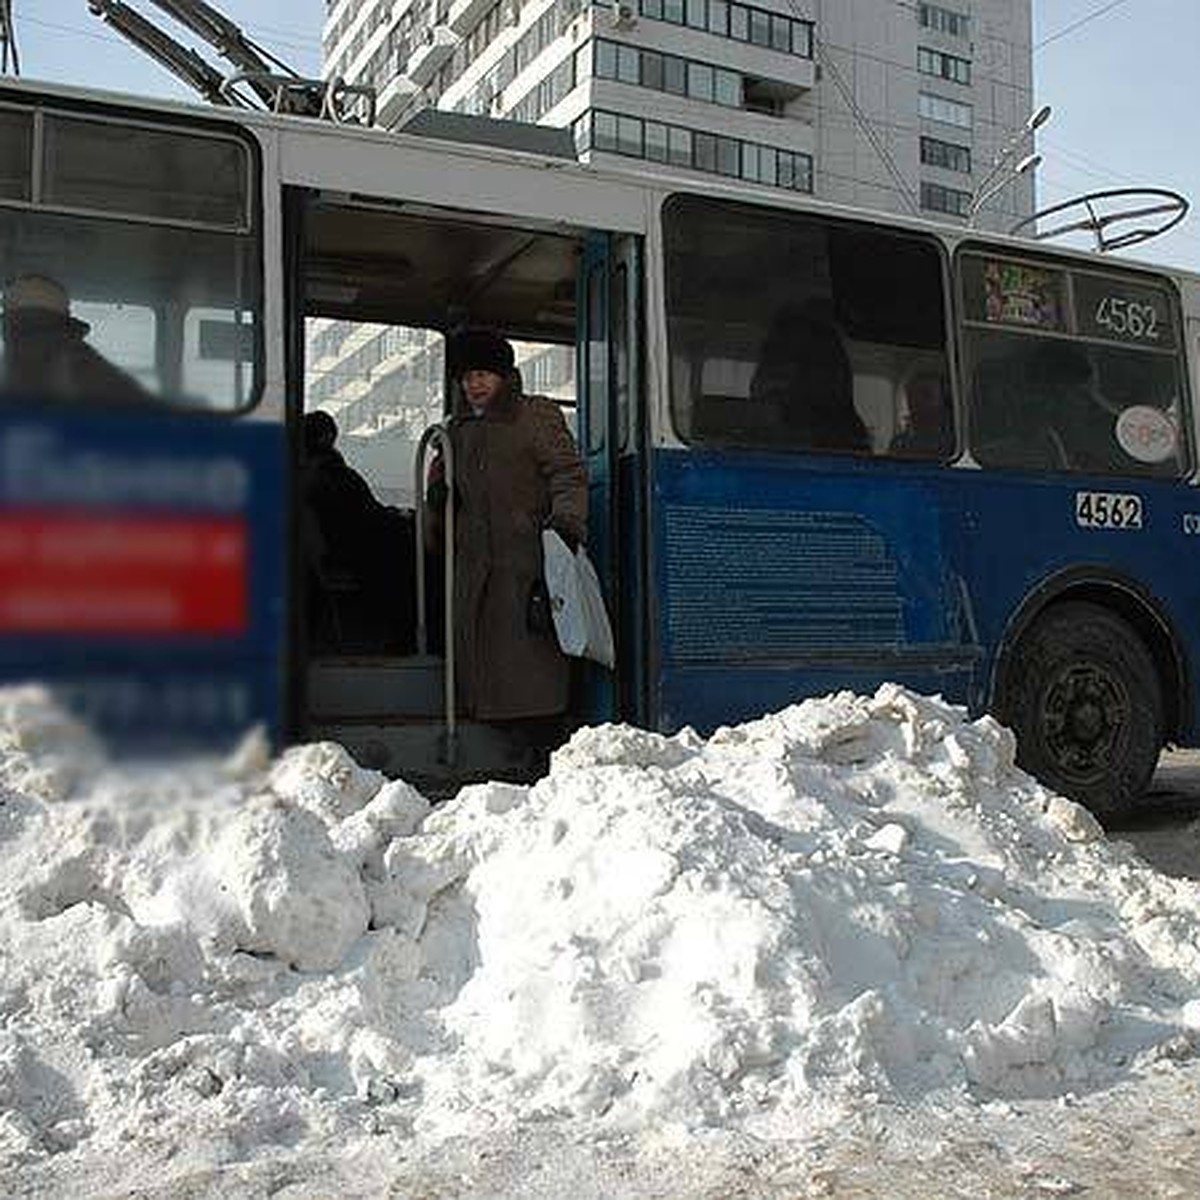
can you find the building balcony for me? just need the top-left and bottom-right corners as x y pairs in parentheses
(447, 0), (497, 36)
(587, 78), (814, 156)
(406, 27), (460, 86)
(598, 17), (816, 95)
(378, 75), (423, 128)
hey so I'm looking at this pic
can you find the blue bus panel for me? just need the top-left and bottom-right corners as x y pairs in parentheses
(650, 448), (1200, 743)
(650, 448), (979, 732)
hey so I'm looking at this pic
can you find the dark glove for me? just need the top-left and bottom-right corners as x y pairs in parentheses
(546, 520), (579, 553)
(425, 454), (450, 511)
(527, 579), (553, 636)
(426, 478), (450, 511)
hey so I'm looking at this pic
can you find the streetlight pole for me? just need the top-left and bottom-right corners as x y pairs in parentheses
(967, 105), (1051, 226)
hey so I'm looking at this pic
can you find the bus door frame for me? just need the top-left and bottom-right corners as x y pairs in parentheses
(281, 184), (314, 743)
(576, 231), (649, 725)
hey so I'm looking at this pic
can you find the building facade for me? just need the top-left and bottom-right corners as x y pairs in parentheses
(322, 0), (1036, 231)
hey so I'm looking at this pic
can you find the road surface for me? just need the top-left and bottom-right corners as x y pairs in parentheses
(1111, 748), (1200, 880)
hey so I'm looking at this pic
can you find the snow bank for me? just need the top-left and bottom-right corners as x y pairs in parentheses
(2, 684), (1200, 1173)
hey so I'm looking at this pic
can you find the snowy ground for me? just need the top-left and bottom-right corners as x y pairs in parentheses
(3, 686), (1200, 1198)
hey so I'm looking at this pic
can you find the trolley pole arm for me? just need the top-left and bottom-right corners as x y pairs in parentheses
(145, 0), (286, 107)
(87, 0), (237, 106)
(415, 425), (457, 766)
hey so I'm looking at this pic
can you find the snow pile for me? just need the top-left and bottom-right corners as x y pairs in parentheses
(2, 684), (1200, 1172)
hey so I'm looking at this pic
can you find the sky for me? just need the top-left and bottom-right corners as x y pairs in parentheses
(5, 0), (1199, 272)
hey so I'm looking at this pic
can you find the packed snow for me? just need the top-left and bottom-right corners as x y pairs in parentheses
(2, 682), (1200, 1195)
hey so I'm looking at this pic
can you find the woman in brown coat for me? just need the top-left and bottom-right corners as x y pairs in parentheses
(425, 329), (587, 744)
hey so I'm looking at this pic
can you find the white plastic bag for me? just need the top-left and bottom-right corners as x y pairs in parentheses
(542, 530), (615, 669)
(542, 528), (584, 655)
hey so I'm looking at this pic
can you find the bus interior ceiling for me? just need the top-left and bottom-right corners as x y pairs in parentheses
(302, 201), (582, 340)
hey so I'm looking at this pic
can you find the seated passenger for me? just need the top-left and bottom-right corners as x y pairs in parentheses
(1, 275), (152, 406)
(303, 410), (386, 551)
(302, 410), (415, 652)
(970, 349), (1051, 470)
(749, 300), (870, 454)
(890, 368), (953, 458)
(1026, 342), (1111, 473)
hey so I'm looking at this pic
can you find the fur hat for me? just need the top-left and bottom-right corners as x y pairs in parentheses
(448, 328), (515, 379)
(4, 275), (89, 335)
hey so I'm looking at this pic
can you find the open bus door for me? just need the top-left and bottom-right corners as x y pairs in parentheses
(290, 190), (647, 787)
(576, 233), (647, 727)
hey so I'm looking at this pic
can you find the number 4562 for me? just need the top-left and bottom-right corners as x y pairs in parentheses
(1095, 296), (1160, 341)
(1076, 491), (1143, 529)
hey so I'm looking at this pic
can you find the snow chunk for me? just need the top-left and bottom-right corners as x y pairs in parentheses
(268, 741), (385, 822)
(0, 685), (104, 802)
(203, 795), (369, 971)
(864, 822), (910, 857)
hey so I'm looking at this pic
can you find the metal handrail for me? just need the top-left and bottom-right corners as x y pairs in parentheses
(414, 424), (457, 765)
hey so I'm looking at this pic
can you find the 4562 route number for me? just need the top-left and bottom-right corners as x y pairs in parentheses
(1094, 296), (1161, 341)
(1075, 491), (1143, 530)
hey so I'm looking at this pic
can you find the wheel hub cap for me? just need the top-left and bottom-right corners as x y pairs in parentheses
(1042, 664), (1127, 782)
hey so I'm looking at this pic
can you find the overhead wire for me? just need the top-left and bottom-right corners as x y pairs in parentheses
(1034, 0), (1135, 53)
(16, 4), (321, 68)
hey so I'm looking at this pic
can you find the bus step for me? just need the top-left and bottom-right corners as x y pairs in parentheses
(307, 654), (444, 720)
(306, 718), (530, 791)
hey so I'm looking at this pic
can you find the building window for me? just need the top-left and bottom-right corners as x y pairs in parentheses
(593, 39), (744, 112)
(508, 53), (578, 123)
(918, 2), (969, 39)
(637, 0), (812, 57)
(919, 91), (972, 129)
(918, 46), (971, 85)
(574, 109), (811, 193)
(920, 180), (972, 217)
(464, 2), (506, 61)
(920, 136), (971, 174)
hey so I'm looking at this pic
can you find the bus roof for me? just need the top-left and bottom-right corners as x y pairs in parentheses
(3, 73), (1198, 298)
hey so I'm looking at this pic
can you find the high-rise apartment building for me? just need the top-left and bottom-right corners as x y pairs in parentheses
(322, 0), (1036, 231)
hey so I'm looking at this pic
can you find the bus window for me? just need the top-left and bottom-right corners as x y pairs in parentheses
(0, 109), (31, 202)
(75, 300), (158, 392)
(42, 115), (250, 230)
(662, 194), (952, 458)
(0, 110), (260, 412)
(960, 252), (1189, 477)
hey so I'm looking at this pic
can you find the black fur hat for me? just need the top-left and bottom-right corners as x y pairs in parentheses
(448, 328), (515, 379)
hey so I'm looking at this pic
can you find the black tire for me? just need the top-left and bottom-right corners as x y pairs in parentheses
(999, 601), (1163, 817)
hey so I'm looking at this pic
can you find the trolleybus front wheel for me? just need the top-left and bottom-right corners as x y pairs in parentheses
(1001, 601), (1163, 818)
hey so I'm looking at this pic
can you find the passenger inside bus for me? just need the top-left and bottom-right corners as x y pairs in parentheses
(302, 410), (418, 654)
(890, 367), (954, 458)
(0, 275), (153, 406)
(1027, 342), (1110, 472)
(974, 340), (1108, 472)
(972, 343), (1062, 470)
(749, 300), (870, 454)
